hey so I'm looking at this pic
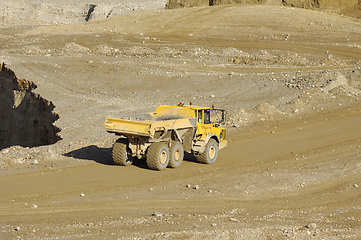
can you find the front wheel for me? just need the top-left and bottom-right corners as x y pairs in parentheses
(113, 138), (133, 166)
(146, 142), (170, 170)
(168, 141), (184, 168)
(196, 138), (218, 164)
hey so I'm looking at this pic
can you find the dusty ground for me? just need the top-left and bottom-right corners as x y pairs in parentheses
(0, 3), (361, 239)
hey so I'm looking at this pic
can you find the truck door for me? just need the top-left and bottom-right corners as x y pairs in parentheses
(196, 109), (213, 139)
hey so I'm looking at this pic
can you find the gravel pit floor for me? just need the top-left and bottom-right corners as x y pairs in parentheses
(0, 4), (361, 239)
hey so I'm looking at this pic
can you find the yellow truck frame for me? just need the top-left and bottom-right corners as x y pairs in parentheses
(105, 104), (227, 170)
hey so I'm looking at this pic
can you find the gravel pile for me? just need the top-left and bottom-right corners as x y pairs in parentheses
(0, 146), (43, 167)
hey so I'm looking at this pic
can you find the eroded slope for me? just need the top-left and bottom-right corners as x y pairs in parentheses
(0, 63), (61, 150)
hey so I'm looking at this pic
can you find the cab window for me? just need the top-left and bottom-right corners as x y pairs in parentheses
(198, 110), (202, 123)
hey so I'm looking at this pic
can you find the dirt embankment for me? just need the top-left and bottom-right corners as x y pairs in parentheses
(166, 0), (361, 19)
(283, 0), (357, 8)
(0, 63), (61, 150)
(340, 1), (361, 18)
(283, 0), (361, 19)
(166, 0), (359, 8)
(165, 0), (268, 9)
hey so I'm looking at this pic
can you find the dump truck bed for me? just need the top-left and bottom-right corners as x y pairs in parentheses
(105, 117), (152, 137)
(105, 116), (197, 138)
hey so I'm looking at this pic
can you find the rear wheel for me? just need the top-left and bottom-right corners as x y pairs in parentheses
(113, 138), (133, 166)
(146, 142), (170, 170)
(168, 141), (184, 168)
(196, 138), (218, 164)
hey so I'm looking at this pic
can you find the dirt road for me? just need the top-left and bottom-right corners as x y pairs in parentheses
(1, 100), (361, 239)
(1, 3), (361, 239)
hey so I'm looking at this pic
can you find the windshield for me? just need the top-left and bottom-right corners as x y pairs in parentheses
(211, 109), (226, 125)
(204, 109), (210, 124)
(197, 108), (226, 125)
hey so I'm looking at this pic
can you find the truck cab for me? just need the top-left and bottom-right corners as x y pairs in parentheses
(192, 106), (227, 151)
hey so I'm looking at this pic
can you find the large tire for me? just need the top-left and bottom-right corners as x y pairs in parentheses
(146, 142), (170, 170)
(168, 141), (184, 168)
(196, 138), (218, 164)
(113, 138), (133, 166)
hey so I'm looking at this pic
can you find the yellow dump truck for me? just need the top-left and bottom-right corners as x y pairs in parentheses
(105, 104), (227, 170)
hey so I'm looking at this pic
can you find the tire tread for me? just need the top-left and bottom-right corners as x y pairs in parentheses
(196, 138), (218, 164)
(146, 142), (169, 170)
(113, 138), (132, 166)
(168, 141), (184, 168)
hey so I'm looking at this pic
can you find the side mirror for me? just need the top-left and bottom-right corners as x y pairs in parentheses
(221, 111), (226, 124)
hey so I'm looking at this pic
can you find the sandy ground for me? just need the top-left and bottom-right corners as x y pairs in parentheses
(1, 4), (361, 239)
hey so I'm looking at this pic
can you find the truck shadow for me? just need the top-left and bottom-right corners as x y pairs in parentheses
(64, 145), (114, 165)
(64, 145), (198, 169)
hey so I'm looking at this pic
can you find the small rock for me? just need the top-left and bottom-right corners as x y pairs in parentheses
(230, 218), (240, 222)
(354, 184), (359, 188)
(152, 212), (164, 217)
(306, 223), (317, 229)
(210, 95), (215, 98)
(80, 193), (85, 197)
(194, 184), (199, 190)
(31, 204), (38, 208)
(149, 188), (153, 191)
(211, 223), (217, 227)
(15, 226), (20, 231)
(186, 184), (191, 188)
(208, 189), (212, 193)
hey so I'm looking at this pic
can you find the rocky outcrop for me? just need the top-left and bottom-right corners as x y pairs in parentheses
(0, 63), (61, 150)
